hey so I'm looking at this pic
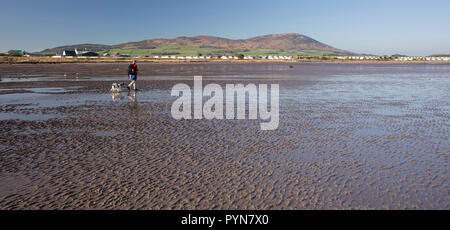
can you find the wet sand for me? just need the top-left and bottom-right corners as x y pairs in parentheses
(0, 63), (448, 209)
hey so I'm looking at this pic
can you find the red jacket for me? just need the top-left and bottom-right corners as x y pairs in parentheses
(132, 63), (138, 72)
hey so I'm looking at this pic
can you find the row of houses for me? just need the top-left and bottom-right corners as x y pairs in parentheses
(146, 55), (294, 60)
(394, 56), (450, 61)
(50, 50), (449, 61)
(49, 52), (293, 60)
(157, 56), (214, 59)
(337, 56), (380, 60)
(220, 56), (293, 60)
(261, 56), (294, 60)
(336, 56), (450, 61)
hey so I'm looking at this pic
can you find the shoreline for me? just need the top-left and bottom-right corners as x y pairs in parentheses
(1, 57), (450, 64)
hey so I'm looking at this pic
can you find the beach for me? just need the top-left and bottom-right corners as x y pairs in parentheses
(0, 62), (448, 209)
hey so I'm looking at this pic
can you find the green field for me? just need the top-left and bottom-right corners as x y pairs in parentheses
(100, 45), (341, 57)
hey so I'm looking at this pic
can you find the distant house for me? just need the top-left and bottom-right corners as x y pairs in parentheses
(63, 50), (77, 57)
(81, 52), (99, 57)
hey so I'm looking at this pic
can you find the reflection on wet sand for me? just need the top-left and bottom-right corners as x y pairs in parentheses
(110, 91), (137, 103)
(111, 92), (124, 102)
(127, 91), (137, 103)
(0, 63), (448, 209)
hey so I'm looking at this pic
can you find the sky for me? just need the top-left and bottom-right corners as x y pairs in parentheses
(1, 0), (449, 56)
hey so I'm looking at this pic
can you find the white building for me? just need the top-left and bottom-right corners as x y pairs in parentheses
(62, 50), (77, 57)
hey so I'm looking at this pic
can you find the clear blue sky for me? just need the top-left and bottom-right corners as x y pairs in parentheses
(1, 0), (449, 55)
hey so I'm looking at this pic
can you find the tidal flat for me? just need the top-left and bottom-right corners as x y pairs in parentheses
(0, 63), (448, 209)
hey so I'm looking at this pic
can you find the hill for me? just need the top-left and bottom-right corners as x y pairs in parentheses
(41, 44), (112, 55)
(40, 33), (354, 56)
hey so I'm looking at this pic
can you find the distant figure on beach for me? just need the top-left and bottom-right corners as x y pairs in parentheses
(127, 60), (138, 91)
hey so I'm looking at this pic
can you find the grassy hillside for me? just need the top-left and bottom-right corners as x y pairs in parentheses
(38, 33), (354, 57)
(101, 45), (343, 57)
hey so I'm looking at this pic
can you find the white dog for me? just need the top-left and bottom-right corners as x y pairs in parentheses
(110, 82), (125, 93)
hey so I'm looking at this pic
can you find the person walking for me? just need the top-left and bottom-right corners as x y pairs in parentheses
(127, 60), (138, 91)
